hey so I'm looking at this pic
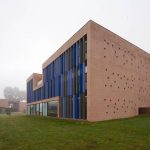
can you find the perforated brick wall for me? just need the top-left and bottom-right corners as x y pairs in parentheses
(87, 21), (150, 121)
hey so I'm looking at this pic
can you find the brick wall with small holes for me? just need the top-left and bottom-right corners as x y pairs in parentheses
(87, 21), (150, 121)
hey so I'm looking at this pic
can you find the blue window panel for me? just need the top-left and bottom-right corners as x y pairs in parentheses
(29, 81), (31, 101)
(38, 89), (40, 100)
(60, 55), (63, 74)
(76, 43), (79, 67)
(51, 63), (53, 80)
(28, 83), (30, 101)
(48, 65), (51, 81)
(44, 68), (46, 82)
(68, 71), (71, 96)
(78, 63), (85, 93)
(58, 77), (59, 96)
(73, 96), (76, 119)
(27, 83), (28, 101)
(39, 88), (41, 100)
(27, 83), (29, 102)
(56, 59), (58, 77)
(66, 52), (68, 72)
(70, 71), (72, 96)
(47, 81), (49, 98)
(58, 76), (61, 96)
(75, 95), (79, 119)
(42, 86), (45, 99)
(40, 87), (43, 99)
(68, 71), (70, 96)
(34, 91), (36, 101)
(67, 72), (69, 96)
(36, 91), (37, 101)
(63, 54), (65, 74)
(42, 87), (44, 99)
(47, 67), (49, 82)
(55, 60), (57, 78)
(47, 66), (49, 81)
(59, 58), (60, 75)
(56, 57), (59, 77)
(65, 52), (67, 72)
(77, 74), (80, 97)
(61, 55), (62, 74)
(82, 63), (85, 92)
(45, 68), (47, 82)
(57, 77), (59, 96)
(40, 88), (42, 100)
(59, 57), (62, 75)
(30, 89), (31, 102)
(62, 55), (64, 74)
(36, 90), (38, 101)
(79, 64), (82, 94)
(64, 53), (66, 73)
(55, 77), (57, 96)
(54, 78), (55, 96)
(52, 62), (54, 79)
(34, 91), (37, 101)
(58, 57), (61, 75)
(60, 75), (63, 97)
(45, 82), (49, 99)
(49, 64), (51, 80)
(73, 44), (76, 68)
(56, 78), (58, 96)
(38, 88), (41, 100)
(66, 52), (69, 71)
(51, 64), (52, 80)
(54, 60), (56, 78)
(37, 89), (39, 100)
(56, 59), (57, 77)
(30, 80), (32, 101)
(48, 82), (51, 98)
(69, 71), (71, 96)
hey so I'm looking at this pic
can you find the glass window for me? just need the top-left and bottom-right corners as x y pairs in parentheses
(36, 104), (40, 115)
(27, 105), (31, 115)
(31, 104), (36, 115)
(43, 102), (47, 116)
(47, 100), (58, 117)
(40, 103), (43, 116)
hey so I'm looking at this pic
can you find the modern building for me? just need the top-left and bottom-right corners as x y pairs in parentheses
(27, 20), (150, 121)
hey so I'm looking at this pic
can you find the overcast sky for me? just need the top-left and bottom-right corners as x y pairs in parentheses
(0, 0), (150, 98)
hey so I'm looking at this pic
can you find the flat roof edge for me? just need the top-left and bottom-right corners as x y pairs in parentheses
(27, 73), (42, 82)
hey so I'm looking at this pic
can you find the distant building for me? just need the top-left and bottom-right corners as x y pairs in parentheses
(27, 20), (150, 121)
(0, 99), (9, 108)
(0, 99), (26, 113)
(0, 99), (9, 114)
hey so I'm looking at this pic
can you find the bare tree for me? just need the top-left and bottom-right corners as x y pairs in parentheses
(3, 86), (26, 101)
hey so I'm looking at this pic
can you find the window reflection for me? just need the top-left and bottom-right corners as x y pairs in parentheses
(47, 100), (58, 117)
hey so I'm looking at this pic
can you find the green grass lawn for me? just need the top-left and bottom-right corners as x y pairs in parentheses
(0, 115), (150, 150)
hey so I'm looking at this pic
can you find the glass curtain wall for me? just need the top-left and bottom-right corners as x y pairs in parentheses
(27, 34), (87, 120)
(47, 101), (58, 117)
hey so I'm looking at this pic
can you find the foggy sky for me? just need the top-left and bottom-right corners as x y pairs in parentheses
(0, 0), (150, 98)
